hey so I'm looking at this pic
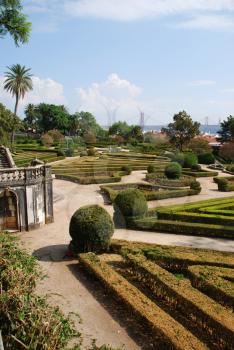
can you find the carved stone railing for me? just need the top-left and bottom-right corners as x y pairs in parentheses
(0, 165), (52, 187)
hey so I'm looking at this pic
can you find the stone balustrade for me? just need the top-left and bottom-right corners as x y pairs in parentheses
(0, 165), (52, 187)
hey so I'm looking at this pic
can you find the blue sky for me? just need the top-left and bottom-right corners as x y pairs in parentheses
(1, 0), (234, 125)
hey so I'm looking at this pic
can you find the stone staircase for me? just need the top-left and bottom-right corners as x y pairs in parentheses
(0, 146), (16, 169)
(0, 151), (10, 168)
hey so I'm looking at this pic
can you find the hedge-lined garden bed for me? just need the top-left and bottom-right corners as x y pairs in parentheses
(123, 197), (234, 239)
(79, 241), (234, 350)
(53, 153), (169, 185)
(146, 172), (194, 187)
(13, 149), (65, 167)
(100, 182), (199, 203)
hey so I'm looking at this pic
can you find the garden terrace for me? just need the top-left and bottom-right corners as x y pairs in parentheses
(79, 241), (234, 350)
(52, 154), (169, 185)
(128, 197), (234, 239)
(100, 182), (199, 203)
(13, 149), (64, 167)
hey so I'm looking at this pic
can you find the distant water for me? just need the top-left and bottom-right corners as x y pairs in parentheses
(144, 125), (220, 135)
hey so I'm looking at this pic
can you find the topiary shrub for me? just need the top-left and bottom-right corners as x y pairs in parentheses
(165, 162), (182, 179)
(191, 164), (202, 171)
(183, 153), (198, 168)
(198, 153), (215, 164)
(216, 178), (229, 192)
(113, 189), (148, 227)
(147, 164), (157, 173)
(87, 147), (96, 156)
(69, 205), (114, 253)
(190, 180), (201, 193)
(172, 153), (185, 166)
(121, 165), (132, 175)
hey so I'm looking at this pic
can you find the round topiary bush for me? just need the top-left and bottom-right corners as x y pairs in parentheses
(57, 149), (65, 157)
(165, 162), (182, 179)
(121, 165), (132, 175)
(147, 164), (157, 173)
(184, 153), (198, 168)
(190, 180), (201, 193)
(113, 189), (148, 227)
(69, 205), (114, 253)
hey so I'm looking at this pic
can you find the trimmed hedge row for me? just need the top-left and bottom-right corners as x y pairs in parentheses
(124, 253), (234, 349)
(146, 173), (194, 187)
(182, 169), (219, 177)
(157, 210), (234, 226)
(131, 217), (234, 239)
(188, 265), (234, 310)
(79, 252), (206, 350)
(111, 240), (234, 269)
(101, 183), (199, 203)
(55, 172), (123, 185)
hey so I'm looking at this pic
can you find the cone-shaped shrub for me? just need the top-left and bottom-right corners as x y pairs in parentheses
(113, 189), (148, 227)
(69, 205), (114, 253)
(165, 162), (182, 179)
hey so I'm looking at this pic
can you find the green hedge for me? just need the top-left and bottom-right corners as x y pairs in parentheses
(182, 169), (218, 177)
(214, 176), (234, 192)
(79, 252), (206, 350)
(132, 218), (234, 239)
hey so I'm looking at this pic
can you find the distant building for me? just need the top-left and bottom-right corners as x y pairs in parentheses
(0, 146), (53, 231)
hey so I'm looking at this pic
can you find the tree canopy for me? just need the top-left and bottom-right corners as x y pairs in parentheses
(0, 0), (31, 46)
(162, 111), (200, 151)
(109, 121), (143, 141)
(0, 102), (21, 144)
(218, 115), (234, 142)
(70, 111), (103, 136)
(35, 104), (70, 133)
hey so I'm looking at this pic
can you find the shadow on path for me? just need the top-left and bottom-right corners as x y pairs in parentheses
(68, 262), (158, 350)
(33, 244), (69, 262)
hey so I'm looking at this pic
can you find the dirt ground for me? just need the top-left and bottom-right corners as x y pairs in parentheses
(19, 169), (234, 349)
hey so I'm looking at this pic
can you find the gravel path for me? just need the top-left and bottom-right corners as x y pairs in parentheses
(19, 169), (234, 349)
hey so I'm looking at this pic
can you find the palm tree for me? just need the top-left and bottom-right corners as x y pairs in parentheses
(4, 64), (33, 146)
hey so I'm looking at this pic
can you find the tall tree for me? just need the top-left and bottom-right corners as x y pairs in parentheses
(0, 102), (21, 145)
(162, 111), (200, 151)
(218, 116), (234, 142)
(35, 104), (70, 133)
(0, 0), (31, 46)
(4, 64), (33, 146)
(71, 111), (103, 136)
(24, 103), (37, 130)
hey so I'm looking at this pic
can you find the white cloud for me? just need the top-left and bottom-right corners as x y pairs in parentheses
(76, 73), (142, 124)
(177, 15), (234, 30)
(25, 0), (234, 31)
(64, 0), (234, 21)
(188, 80), (216, 87)
(0, 76), (66, 116)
